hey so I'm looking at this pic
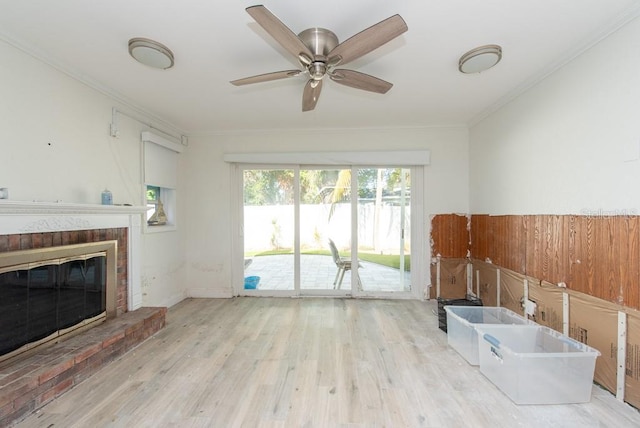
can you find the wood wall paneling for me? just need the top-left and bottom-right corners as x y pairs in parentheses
(470, 215), (490, 261)
(571, 216), (596, 296)
(490, 216), (501, 265)
(491, 216), (504, 267)
(524, 215), (537, 278)
(510, 215), (526, 274)
(552, 215), (570, 285)
(474, 216), (525, 276)
(528, 215), (543, 281)
(627, 216), (640, 310)
(615, 216), (640, 308)
(430, 214), (468, 258)
(463, 214), (639, 310)
(606, 217), (621, 304)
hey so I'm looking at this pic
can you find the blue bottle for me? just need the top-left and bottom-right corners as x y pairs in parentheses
(101, 189), (113, 205)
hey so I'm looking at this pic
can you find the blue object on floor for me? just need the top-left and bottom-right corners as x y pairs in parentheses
(244, 275), (260, 289)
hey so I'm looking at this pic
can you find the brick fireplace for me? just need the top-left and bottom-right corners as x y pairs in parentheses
(0, 201), (166, 425)
(0, 201), (145, 313)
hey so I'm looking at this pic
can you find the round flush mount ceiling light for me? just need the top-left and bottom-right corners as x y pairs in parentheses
(128, 38), (174, 70)
(458, 44), (502, 74)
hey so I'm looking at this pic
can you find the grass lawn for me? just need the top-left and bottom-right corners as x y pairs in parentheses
(246, 249), (410, 271)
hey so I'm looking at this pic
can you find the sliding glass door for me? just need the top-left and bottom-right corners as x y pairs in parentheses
(242, 169), (295, 291)
(299, 168), (352, 291)
(356, 168), (411, 292)
(241, 165), (413, 296)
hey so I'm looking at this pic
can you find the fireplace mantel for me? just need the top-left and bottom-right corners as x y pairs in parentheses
(0, 200), (147, 215)
(0, 200), (147, 311)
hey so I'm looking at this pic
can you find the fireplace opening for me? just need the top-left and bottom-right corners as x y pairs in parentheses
(0, 241), (117, 363)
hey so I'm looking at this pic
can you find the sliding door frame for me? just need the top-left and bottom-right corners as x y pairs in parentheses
(231, 162), (427, 299)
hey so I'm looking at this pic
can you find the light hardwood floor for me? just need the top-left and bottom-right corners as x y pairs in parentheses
(16, 298), (640, 427)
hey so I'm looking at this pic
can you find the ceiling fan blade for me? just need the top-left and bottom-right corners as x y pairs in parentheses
(330, 69), (393, 94)
(246, 5), (314, 61)
(230, 70), (301, 86)
(328, 15), (407, 66)
(302, 79), (323, 112)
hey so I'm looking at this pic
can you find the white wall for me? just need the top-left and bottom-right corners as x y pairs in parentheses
(0, 40), (186, 308)
(470, 16), (640, 215)
(1, 37), (470, 301)
(0, 42), (138, 205)
(183, 127), (469, 297)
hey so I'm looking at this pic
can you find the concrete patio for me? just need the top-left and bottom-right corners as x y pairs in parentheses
(243, 254), (411, 293)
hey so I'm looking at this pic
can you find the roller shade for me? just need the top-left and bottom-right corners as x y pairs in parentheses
(144, 140), (177, 189)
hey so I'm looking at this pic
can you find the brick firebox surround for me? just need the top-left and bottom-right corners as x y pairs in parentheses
(0, 229), (167, 425)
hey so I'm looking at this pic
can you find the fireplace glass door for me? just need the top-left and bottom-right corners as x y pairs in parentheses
(0, 254), (106, 357)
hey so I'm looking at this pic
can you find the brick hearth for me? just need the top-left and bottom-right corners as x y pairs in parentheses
(0, 306), (167, 426)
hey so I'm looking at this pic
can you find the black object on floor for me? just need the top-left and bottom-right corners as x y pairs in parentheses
(437, 295), (483, 333)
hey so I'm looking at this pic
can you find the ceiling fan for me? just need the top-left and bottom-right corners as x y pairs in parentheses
(230, 5), (408, 112)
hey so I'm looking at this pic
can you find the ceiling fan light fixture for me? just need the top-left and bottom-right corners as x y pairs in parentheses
(458, 44), (502, 74)
(128, 38), (174, 70)
(309, 62), (327, 80)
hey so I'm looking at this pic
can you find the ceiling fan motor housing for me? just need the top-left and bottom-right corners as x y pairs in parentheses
(298, 28), (339, 80)
(298, 28), (339, 57)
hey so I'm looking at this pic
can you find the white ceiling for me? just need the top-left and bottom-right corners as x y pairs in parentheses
(1, 0), (639, 135)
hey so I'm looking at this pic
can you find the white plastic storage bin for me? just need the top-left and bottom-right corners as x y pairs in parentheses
(475, 324), (600, 405)
(443, 306), (532, 365)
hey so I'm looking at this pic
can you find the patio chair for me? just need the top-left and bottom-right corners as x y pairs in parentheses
(328, 239), (361, 289)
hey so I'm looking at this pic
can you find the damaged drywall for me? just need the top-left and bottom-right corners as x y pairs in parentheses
(499, 269), (525, 315)
(569, 293), (618, 394)
(471, 259), (498, 307)
(625, 310), (640, 409)
(430, 257), (467, 299)
(528, 280), (565, 332)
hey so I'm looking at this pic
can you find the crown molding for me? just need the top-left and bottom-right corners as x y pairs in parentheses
(469, 4), (640, 127)
(0, 31), (187, 136)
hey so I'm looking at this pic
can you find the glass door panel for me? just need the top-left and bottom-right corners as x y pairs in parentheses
(299, 168), (352, 291)
(357, 168), (411, 292)
(242, 169), (295, 291)
(240, 166), (414, 296)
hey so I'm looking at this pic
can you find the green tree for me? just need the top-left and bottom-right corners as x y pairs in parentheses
(243, 170), (294, 205)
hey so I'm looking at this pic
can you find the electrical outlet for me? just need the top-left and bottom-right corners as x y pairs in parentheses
(525, 299), (537, 316)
